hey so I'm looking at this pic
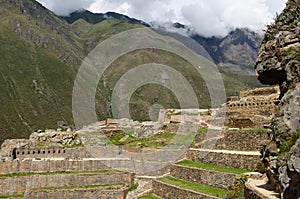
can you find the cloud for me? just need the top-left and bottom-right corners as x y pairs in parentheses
(36, 0), (287, 36)
(36, 0), (94, 16)
(90, 0), (287, 37)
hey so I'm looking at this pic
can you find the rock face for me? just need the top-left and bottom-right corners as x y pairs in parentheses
(255, 0), (300, 198)
(192, 28), (262, 74)
(256, 0), (300, 89)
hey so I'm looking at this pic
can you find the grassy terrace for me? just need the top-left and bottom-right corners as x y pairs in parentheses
(158, 176), (227, 198)
(109, 130), (176, 148)
(0, 170), (120, 178)
(176, 160), (251, 174)
(32, 183), (124, 191)
(138, 194), (161, 199)
(0, 195), (24, 198)
(198, 127), (267, 133)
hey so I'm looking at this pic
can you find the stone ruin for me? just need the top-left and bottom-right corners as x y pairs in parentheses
(0, 86), (283, 198)
(158, 86), (280, 129)
(225, 86), (280, 128)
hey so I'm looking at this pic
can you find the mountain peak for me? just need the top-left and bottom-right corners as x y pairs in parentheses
(62, 9), (150, 26)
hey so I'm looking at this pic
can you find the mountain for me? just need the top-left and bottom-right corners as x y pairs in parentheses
(192, 28), (262, 75)
(148, 21), (262, 75)
(0, 0), (82, 142)
(0, 1), (262, 144)
(62, 10), (150, 26)
(64, 10), (262, 75)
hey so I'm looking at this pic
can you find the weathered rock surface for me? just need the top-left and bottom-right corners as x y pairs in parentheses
(254, 0), (300, 198)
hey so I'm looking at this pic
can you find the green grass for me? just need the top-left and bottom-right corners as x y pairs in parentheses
(108, 130), (176, 148)
(198, 127), (209, 132)
(128, 183), (139, 192)
(0, 195), (24, 198)
(176, 160), (251, 174)
(0, 170), (117, 178)
(226, 175), (248, 199)
(32, 183), (124, 191)
(158, 176), (227, 198)
(229, 127), (267, 134)
(138, 194), (161, 199)
(0, 0), (262, 145)
(279, 131), (300, 156)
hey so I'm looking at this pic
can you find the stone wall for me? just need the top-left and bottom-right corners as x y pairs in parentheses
(170, 164), (238, 190)
(225, 102), (279, 128)
(227, 100), (276, 111)
(193, 129), (269, 151)
(0, 172), (134, 196)
(239, 87), (280, 98)
(0, 159), (109, 174)
(152, 180), (220, 199)
(225, 86), (280, 128)
(26, 186), (127, 199)
(244, 187), (264, 199)
(158, 86), (279, 128)
(186, 149), (261, 171)
(15, 147), (92, 160)
(244, 178), (281, 199)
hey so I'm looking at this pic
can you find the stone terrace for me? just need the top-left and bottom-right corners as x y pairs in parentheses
(0, 86), (280, 198)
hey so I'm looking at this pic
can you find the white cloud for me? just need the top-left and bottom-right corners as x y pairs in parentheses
(36, 0), (94, 16)
(36, 0), (287, 36)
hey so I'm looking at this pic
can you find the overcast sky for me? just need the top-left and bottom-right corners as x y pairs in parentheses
(36, 0), (287, 37)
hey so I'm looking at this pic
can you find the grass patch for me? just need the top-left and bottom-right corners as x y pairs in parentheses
(176, 160), (251, 174)
(33, 183), (124, 191)
(279, 131), (300, 156)
(0, 170), (117, 178)
(158, 176), (227, 198)
(198, 127), (208, 132)
(138, 194), (161, 199)
(128, 183), (139, 192)
(0, 195), (23, 198)
(108, 130), (176, 148)
(226, 175), (248, 199)
(229, 127), (267, 134)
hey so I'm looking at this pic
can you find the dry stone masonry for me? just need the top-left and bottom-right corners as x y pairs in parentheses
(0, 86), (282, 198)
(246, 0), (300, 198)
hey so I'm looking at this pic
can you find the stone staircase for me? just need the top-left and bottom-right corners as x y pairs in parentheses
(148, 128), (268, 199)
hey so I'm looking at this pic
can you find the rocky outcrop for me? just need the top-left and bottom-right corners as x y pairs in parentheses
(254, 0), (300, 198)
(255, 0), (300, 89)
(193, 28), (262, 75)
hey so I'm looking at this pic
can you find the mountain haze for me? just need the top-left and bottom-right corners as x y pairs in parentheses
(0, 0), (262, 143)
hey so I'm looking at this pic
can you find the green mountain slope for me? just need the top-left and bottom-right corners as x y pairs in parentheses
(0, 0), (262, 144)
(0, 0), (81, 141)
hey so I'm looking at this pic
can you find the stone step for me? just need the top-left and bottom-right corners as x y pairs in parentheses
(187, 148), (261, 171)
(152, 176), (227, 199)
(170, 161), (248, 190)
(244, 177), (281, 199)
(126, 176), (155, 199)
(0, 170), (133, 197)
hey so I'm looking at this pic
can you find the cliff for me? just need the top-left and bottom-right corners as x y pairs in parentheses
(255, 0), (300, 198)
